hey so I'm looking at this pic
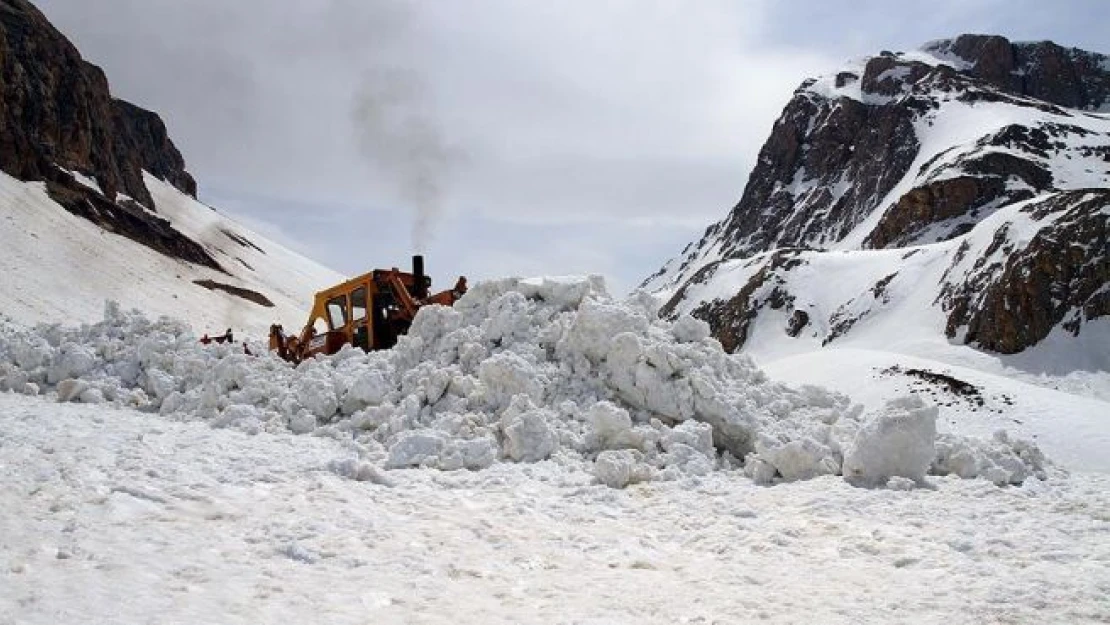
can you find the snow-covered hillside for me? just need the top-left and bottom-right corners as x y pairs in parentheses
(0, 169), (342, 337)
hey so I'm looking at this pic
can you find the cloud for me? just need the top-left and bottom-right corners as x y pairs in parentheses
(34, 0), (1108, 294)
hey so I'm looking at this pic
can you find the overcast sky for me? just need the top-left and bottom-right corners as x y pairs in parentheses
(36, 0), (1108, 294)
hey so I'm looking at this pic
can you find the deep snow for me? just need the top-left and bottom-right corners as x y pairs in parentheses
(0, 277), (1053, 488)
(2, 394), (1108, 624)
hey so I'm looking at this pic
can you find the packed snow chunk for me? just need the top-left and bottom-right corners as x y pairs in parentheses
(211, 404), (264, 433)
(842, 396), (937, 486)
(559, 297), (650, 365)
(586, 401), (639, 450)
(886, 476), (917, 491)
(519, 275), (605, 311)
(756, 437), (839, 482)
(327, 458), (396, 486)
(478, 351), (544, 411)
(594, 449), (652, 488)
(603, 332), (696, 422)
(932, 430), (1048, 485)
(293, 365), (340, 419)
(10, 335), (50, 369)
(660, 419), (715, 457)
(671, 314), (711, 343)
(744, 455), (779, 485)
(500, 396), (558, 462)
(386, 430), (449, 469)
(456, 437), (499, 470)
(55, 378), (89, 403)
(288, 412), (317, 435)
(47, 342), (97, 384)
(345, 369), (394, 408)
(78, 387), (105, 405)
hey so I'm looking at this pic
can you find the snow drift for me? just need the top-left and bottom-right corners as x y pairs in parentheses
(0, 277), (1048, 487)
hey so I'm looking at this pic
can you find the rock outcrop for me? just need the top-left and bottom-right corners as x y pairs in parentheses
(939, 190), (1109, 353)
(0, 0), (216, 270)
(0, 0), (196, 207)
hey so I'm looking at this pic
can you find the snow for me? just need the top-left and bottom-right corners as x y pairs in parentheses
(658, 190), (1110, 479)
(841, 396), (937, 486)
(0, 276), (1052, 488)
(2, 393), (1108, 624)
(0, 170), (342, 337)
(762, 348), (1110, 474)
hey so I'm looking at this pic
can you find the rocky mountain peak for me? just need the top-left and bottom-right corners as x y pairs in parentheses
(924, 34), (1110, 110)
(645, 34), (1110, 361)
(0, 0), (197, 208)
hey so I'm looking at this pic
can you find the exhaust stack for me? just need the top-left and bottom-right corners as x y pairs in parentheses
(412, 255), (429, 299)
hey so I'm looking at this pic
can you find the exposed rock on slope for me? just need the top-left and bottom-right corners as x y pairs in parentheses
(0, 0), (195, 206)
(646, 35), (1110, 360)
(939, 190), (1109, 353)
(0, 0), (343, 333)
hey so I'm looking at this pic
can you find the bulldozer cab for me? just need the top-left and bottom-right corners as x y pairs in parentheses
(301, 271), (420, 359)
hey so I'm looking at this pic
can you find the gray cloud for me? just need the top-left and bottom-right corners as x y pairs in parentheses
(35, 0), (1109, 294)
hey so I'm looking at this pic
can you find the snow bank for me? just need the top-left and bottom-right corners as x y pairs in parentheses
(0, 278), (1048, 487)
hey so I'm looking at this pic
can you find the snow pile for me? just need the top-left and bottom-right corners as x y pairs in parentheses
(0, 277), (1047, 487)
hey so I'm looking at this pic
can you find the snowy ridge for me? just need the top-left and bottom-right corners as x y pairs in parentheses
(0, 170), (342, 337)
(0, 277), (1053, 488)
(646, 63), (1110, 295)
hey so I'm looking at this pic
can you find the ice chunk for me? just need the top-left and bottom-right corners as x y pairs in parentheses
(594, 449), (651, 488)
(500, 396), (558, 462)
(842, 397), (937, 486)
(386, 430), (448, 469)
(671, 314), (710, 343)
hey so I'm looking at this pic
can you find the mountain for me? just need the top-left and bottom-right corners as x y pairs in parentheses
(643, 35), (1109, 377)
(0, 0), (341, 336)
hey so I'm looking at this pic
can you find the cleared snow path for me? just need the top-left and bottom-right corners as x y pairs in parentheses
(2, 394), (1108, 624)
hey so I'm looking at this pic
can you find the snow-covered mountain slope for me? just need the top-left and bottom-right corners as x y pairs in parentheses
(645, 35), (1110, 295)
(0, 169), (342, 337)
(644, 35), (1109, 382)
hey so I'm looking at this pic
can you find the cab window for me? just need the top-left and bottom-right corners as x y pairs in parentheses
(326, 295), (347, 330)
(351, 287), (368, 324)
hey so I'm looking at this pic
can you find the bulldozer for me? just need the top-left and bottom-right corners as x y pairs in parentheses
(269, 255), (467, 364)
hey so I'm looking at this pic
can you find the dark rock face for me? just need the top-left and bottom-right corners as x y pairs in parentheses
(193, 279), (274, 308)
(929, 34), (1110, 110)
(111, 100), (197, 198)
(0, 0), (217, 271)
(0, 0), (196, 206)
(939, 190), (1109, 354)
(43, 168), (223, 273)
(701, 86), (921, 266)
(674, 251), (804, 354)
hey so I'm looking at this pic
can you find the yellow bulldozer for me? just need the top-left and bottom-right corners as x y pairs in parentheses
(269, 255), (466, 364)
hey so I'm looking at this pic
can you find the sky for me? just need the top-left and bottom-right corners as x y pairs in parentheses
(35, 0), (1110, 295)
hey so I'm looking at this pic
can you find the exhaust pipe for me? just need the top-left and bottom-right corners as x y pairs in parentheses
(412, 255), (429, 299)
